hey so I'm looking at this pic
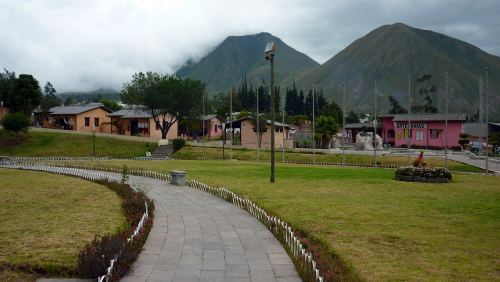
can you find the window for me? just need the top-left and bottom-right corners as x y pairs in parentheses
(214, 125), (218, 132)
(84, 117), (90, 127)
(156, 123), (160, 130)
(416, 131), (424, 141)
(94, 118), (99, 127)
(388, 129), (395, 138)
(430, 129), (441, 139)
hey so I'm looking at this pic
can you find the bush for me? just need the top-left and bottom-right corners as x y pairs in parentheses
(172, 138), (186, 152)
(395, 166), (452, 182)
(1, 112), (31, 135)
(77, 180), (154, 280)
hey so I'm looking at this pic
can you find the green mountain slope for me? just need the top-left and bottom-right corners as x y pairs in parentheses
(176, 32), (319, 93)
(294, 23), (500, 120)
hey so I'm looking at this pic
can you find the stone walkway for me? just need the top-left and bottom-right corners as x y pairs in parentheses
(121, 174), (301, 282)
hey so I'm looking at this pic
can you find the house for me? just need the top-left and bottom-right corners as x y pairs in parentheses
(0, 104), (8, 121)
(108, 108), (178, 140)
(380, 113), (466, 149)
(202, 115), (223, 138)
(225, 116), (293, 149)
(42, 103), (112, 133)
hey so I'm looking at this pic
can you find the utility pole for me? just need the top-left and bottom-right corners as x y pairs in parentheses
(407, 75), (411, 165)
(202, 90), (205, 153)
(230, 88), (233, 160)
(256, 85), (260, 162)
(445, 73), (448, 169)
(486, 67), (489, 175)
(282, 86), (285, 162)
(312, 84), (316, 164)
(479, 78), (483, 159)
(373, 79), (377, 167)
(342, 81), (346, 166)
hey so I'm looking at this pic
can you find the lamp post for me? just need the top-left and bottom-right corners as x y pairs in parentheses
(373, 79), (377, 167)
(342, 81), (346, 166)
(256, 84), (260, 162)
(282, 85), (285, 162)
(407, 75), (411, 165)
(444, 72), (449, 169)
(312, 84), (316, 164)
(265, 41), (277, 183)
(485, 67), (489, 175)
(92, 125), (96, 158)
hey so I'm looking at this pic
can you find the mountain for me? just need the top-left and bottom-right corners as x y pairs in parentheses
(176, 32), (319, 93)
(294, 23), (500, 120)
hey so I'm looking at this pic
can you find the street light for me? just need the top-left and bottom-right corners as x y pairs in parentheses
(265, 41), (277, 183)
(92, 125), (96, 158)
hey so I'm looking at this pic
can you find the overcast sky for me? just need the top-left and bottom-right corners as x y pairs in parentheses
(1, 0), (499, 92)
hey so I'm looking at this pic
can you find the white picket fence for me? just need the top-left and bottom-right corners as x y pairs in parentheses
(0, 162), (150, 282)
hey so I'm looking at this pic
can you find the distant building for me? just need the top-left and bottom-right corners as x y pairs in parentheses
(108, 108), (178, 140)
(225, 116), (293, 149)
(0, 104), (8, 121)
(380, 113), (466, 149)
(202, 114), (223, 138)
(41, 103), (112, 133)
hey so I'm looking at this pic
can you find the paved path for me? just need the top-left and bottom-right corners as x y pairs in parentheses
(447, 154), (500, 174)
(121, 174), (301, 282)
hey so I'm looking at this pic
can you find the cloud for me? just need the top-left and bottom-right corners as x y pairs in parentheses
(0, 0), (498, 92)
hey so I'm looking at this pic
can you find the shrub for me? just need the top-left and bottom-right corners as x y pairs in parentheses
(172, 138), (186, 152)
(1, 112), (31, 135)
(395, 166), (452, 181)
(77, 180), (154, 280)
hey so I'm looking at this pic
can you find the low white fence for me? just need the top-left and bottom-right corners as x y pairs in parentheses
(0, 162), (150, 282)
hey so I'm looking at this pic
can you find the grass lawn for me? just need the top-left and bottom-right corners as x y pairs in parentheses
(70, 159), (500, 281)
(0, 168), (126, 280)
(0, 129), (156, 158)
(174, 145), (482, 172)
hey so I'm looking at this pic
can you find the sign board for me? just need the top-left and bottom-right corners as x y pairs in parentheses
(395, 122), (427, 129)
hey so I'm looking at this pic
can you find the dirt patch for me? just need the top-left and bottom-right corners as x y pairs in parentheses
(0, 133), (27, 147)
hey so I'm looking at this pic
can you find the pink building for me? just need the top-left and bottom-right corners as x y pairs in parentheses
(380, 113), (466, 149)
(202, 115), (223, 138)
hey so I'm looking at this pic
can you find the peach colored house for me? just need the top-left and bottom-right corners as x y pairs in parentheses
(202, 115), (223, 138)
(108, 109), (178, 140)
(226, 117), (293, 149)
(0, 105), (9, 121)
(43, 103), (112, 133)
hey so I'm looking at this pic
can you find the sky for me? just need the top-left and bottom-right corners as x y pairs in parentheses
(1, 0), (499, 92)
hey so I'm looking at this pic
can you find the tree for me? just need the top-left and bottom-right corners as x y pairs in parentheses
(413, 74), (437, 113)
(40, 82), (62, 111)
(99, 98), (122, 112)
(458, 133), (470, 150)
(321, 101), (343, 124)
(121, 72), (203, 139)
(315, 115), (339, 148)
(388, 95), (407, 114)
(291, 115), (307, 129)
(248, 114), (268, 148)
(11, 74), (42, 115)
(1, 112), (31, 135)
(0, 69), (16, 107)
(345, 110), (359, 124)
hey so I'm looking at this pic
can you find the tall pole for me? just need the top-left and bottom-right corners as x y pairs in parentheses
(312, 84), (316, 164)
(407, 75), (411, 165)
(479, 78), (483, 158)
(93, 128), (96, 158)
(270, 56), (276, 183)
(342, 81), (346, 166)
(445, 72), (448, 169)
(256, 86), (260, 162)
(373, 79), (377, 167)
(282, 87), (285, 162)
(202, 90), (205, 152)
(230, 88), (233, 160)
(486, 67), (489, 174)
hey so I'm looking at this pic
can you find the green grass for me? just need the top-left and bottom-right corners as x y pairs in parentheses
(0, 130), (156, 158)
(174, 145), (482, 172)
(0, 168), (126, 279)
(69, 159), (500, 281)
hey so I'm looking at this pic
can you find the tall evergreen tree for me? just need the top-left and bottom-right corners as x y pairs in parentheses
(388, 95), (407, 114)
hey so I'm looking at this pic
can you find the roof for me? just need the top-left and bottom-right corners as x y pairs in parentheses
(202, 114), (221, 121)
(344, 123), (377, 129)
(392, 113), (466, 122)
(49, 103), (111, 115)
(225, 116), (293, 129)
(463, 123), (485, 137)
(108, 108), (152, 118)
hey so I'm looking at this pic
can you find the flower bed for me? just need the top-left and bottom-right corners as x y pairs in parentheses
(395, 167), (452, 183)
